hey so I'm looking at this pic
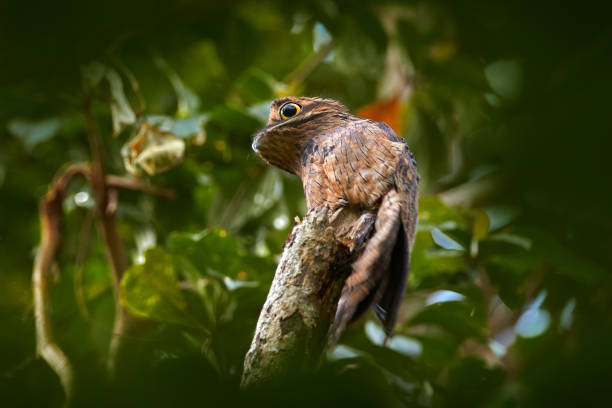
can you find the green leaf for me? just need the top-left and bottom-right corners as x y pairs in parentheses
(146, 114), (209, 141)
(471, 209), (490, 241)
(406, 301), (486, 342)
(227, 167), (283, 230)
(235, 69), (277, 103)
(313, 22), (334, 63)
(386, 335), (422, 357)
(81, 61), (106, 90)
(168, 228), (244, 279)
(418, 195), (469, 231)
(105, 68), (136, 136)
(209, 105), (261, 133)
(247, 100), (274, 124)
(411, 230), (468, 284)
(441, 357), (505, 407)
(7, 117), (63, 152)
(515, 308), (551, 338)
(487, 232), (532, 250)
(410, 334), (459, 373)
(431, 228), (465, 251)
(482, 205), (519, 231)
(155, 56), (201, 118)
(484, 226), (608, 285)
(485, 59), (522, 100)
(120, 247), (199, 328)
(328, 344), (362, 361)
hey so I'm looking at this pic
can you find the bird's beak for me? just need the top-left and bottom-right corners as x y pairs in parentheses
(252, 130), (264, 152)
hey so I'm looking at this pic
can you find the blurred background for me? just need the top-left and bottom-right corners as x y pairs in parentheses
(1, 0), (612, 407)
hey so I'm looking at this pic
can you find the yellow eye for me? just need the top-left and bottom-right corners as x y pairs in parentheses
(280, 102), (302, 120)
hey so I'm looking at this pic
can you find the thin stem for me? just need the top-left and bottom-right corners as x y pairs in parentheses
(83, 99), (130, 374)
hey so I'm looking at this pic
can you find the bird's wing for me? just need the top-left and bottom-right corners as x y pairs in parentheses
(326, 119), (418, 337)
(333, 190), (402, 337)
(374, 150), (418, 335)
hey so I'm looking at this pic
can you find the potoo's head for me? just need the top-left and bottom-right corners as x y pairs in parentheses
(252, 96), (351, 175)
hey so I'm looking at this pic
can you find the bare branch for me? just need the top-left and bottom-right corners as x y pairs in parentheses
(105, 175), (176, 199)
(33, 163), (90, 400)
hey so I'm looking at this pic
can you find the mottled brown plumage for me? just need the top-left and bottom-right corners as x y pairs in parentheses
(252, 96), (418, 337)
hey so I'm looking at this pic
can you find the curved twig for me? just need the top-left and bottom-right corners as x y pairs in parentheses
(33, 162), (90, 400)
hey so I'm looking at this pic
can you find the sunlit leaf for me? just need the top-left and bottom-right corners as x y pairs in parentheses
(247, 100), (273, 124)
(515, 308), (551, 338)
(172, 115), (208, 144)
(8, 117), (63, 151)
(222, 276), (258, 291)
(411, 230), (468, 284)
(313, 22), (334, 63)
(145, 114), (208, 143)
(471, 209), (489, 241)
(386, 335), (422, 357)
(328, 344), (362, 360)
(120, 247), (199, 328)
(431, 228), (465, 251)
(365, 320), (386, 345)
(426, 290), (466, 305)
(105, 68), (136, 136)
(417, 195), (469, 231)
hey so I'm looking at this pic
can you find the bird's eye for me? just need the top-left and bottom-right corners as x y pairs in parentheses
(280, 103), (302, 120)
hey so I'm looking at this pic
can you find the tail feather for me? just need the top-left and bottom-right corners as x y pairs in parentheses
(332, 191), (401, 338)
(373, 222), (409, 336)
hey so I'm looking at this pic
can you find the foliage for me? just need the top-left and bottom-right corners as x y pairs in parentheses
(1, 1), (611, 407)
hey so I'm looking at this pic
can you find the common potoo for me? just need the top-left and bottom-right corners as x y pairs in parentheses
(252, 97), (418, 337)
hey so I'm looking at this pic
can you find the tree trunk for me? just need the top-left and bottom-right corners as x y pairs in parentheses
(241, 207), (354, 387)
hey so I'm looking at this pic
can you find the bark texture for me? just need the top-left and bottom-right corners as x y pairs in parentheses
(241, 207), (354, 387)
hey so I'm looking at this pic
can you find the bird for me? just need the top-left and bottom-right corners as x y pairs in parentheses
(252, 96), (418, 338)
